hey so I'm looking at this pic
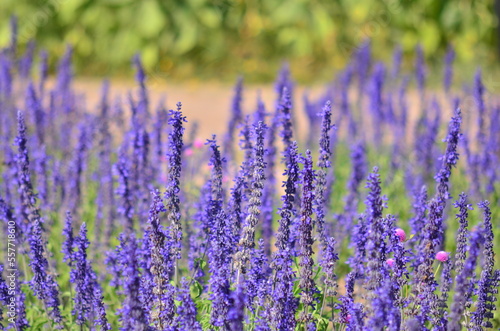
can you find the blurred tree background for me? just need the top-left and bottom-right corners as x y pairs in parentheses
(0, 0), (498, 83)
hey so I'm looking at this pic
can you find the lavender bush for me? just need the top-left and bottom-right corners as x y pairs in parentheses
(0, 34), (499, 331)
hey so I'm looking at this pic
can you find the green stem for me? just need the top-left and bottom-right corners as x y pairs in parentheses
(434, 263), (442, 279)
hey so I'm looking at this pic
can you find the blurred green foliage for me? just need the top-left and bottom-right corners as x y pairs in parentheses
(0, 0), (498, 82)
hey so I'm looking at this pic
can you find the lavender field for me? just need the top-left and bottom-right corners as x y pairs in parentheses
(0, 37), (499, 330)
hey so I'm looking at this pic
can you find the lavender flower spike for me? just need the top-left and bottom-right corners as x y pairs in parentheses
(118, 234), (150, 330)
(114, 148), (134, 231)
(453, 193), (472, 274)
(314, 100), (333, 244)
(16, 111), (64, 327)
(235, 121), (267, 278)
(61, 211), (75, 265)
(173, 278), (202, 330)
(279, 87), (294, 152)
(71, 223), (110, 328)
(435, 107), (462, 197)
(269, 142), (300, 330)
(224, 77), (244, 159)
(206, 136), (232, 327)
(298, 150), (318, 325)
(470, 201), (498, 329)
(147, 190), (175, 329)
(363, 167), (388, 295)
(448, 228), (485, 331)
(165, 102), (186, 258)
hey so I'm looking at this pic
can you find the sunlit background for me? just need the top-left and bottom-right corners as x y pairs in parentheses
(0, 0), (498, 84)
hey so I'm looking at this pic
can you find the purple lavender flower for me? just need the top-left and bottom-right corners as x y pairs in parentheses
(430, 107), (462, 247)
(34, 145), (49, 211)
(448, 228), (484, 330)
(56, 45), (73, 94)
(1, 145), (17, 210)
(411, 202), (441, 326)
(19, 41), (35, 78)
(239, 116), (254, 191)
(341, 141), (367, 235)
(339, 272), (365, 330)
(408, 186), (427, 245)
(303, 93), (320, 148)
(461, 134), (481, 197)
(228, 174), (246, 246)
(147, 190), (175, 329)
(443, 45), (455, 93)
(363, 167), (389, 294)
(246, 239), (269, 313)
(114, 148), (134, 231)
(0, 268), (29, 330)
(129, 113), (151, 223)
(0, 264), (11, 322)
(314, 100), (333, 244)
(133, 54), (149, 120)
(152, 103), (168, 176)
(39, 50), (48, 94)
(0, 55), (13, 98)
(235, 121), (267, 277)
(117, 234), (150, 330)
(261, 105), (278, 256)
(25, 82), (45, 145)
(71, 223), (110, 328)
(369, 62), (385, 146)
(61, 211), (75, 265)
(274, 63), (293, 101)
(348, 214), (368, 278)
(15, 111), (36, 225)
(173, 278), (202, 330)
(96, 82), (116, 244)
(28, 217), (64, 327)
(470, 201), (498, 329)
(254, 93), (267, 125)
(206, 136), (232, 327)
(453, 193), (472, 274)
(15, 111), (63, 327)
(386, 216), (410, 309)
(225, 77), (244, 159)
(67, 123), (89, 214)
(279, 87), (294, 152)
(435, 258), (453, 329)
(473, 69), (486, 146)
(298, 150), (318, 324)
(274, 141), (300, 252)
(93, 286), (112, 331)
(188, 181), (211, 280)
(354, 40), (371, 96)
(398, 75), (409, 133)
(269, 142), (300, 330)
(269, 249), (298, 330)
(319, 236), (339, 299)
(227, 284), (246, 330)
(165, 102), (186, 257)
(138, 228), (155, 319)
(365, 279), (399, 330)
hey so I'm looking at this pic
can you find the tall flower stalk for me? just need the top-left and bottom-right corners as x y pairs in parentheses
(15, 111), (63, 328)
(165, 102), (186, 259)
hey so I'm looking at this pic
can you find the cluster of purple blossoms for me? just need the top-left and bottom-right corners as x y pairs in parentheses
(0, 30), (498, 331)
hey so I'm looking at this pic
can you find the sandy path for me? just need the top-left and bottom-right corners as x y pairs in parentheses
(72, 78), (319, 141)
